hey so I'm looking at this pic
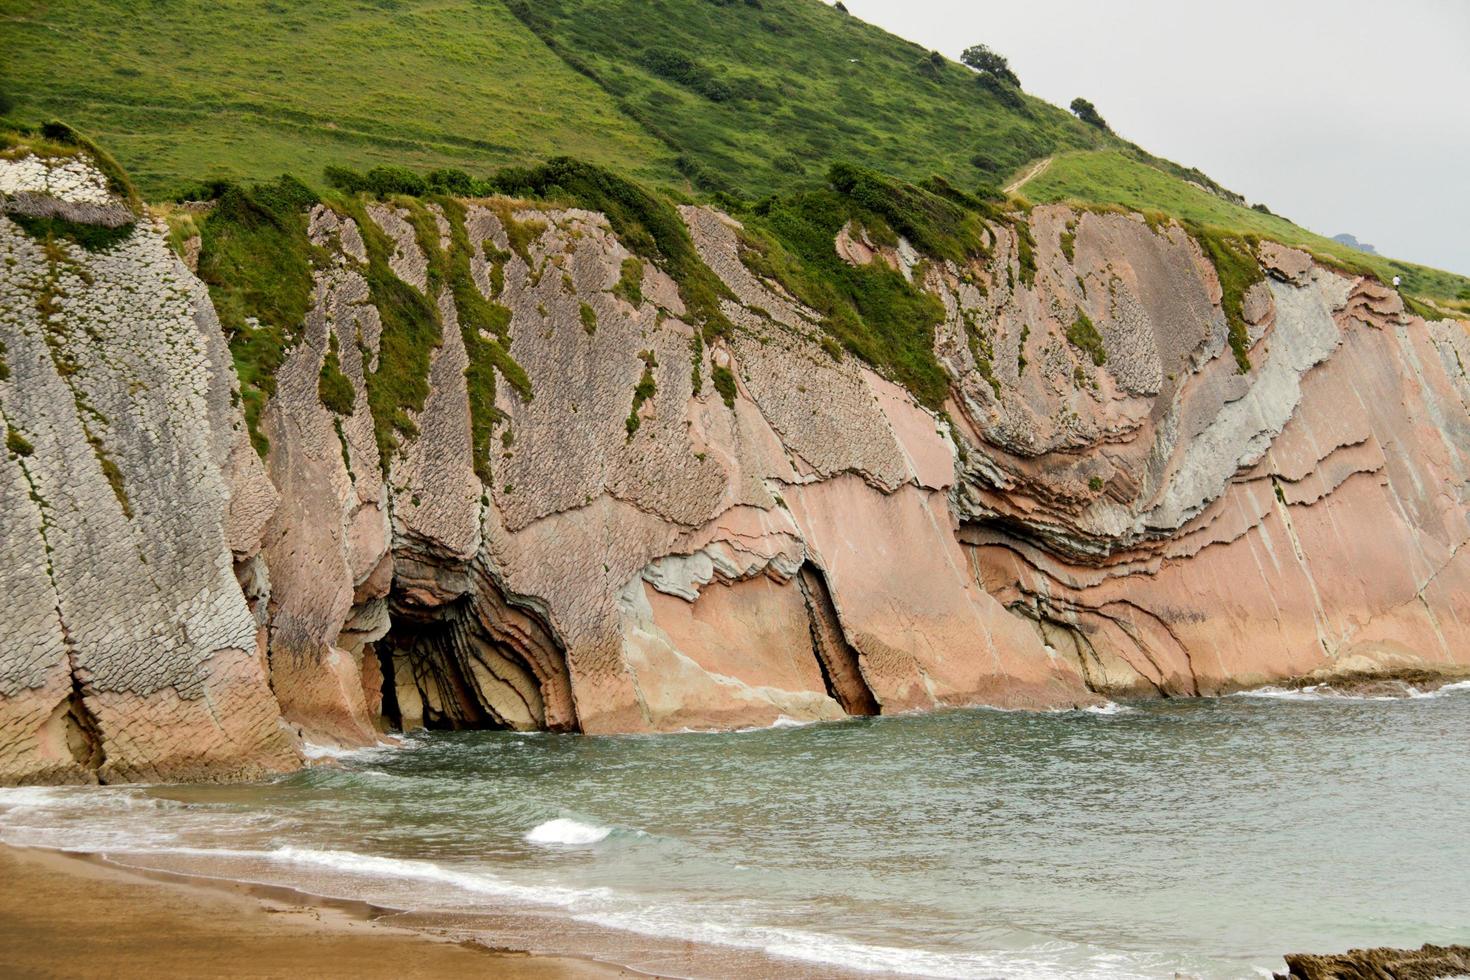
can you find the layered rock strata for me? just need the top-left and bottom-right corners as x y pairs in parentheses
(2, 151), (1467, 783)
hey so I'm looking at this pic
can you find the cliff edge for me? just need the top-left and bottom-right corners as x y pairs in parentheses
(2, 145), (1468, 783)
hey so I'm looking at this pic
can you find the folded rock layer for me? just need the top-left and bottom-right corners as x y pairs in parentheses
(2, 152), (1467, 783)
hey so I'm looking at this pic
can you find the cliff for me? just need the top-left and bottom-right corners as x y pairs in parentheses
(3, 147), (1468, 784)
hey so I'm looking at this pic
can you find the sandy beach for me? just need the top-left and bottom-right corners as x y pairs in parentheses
(0, 844), (638, 979)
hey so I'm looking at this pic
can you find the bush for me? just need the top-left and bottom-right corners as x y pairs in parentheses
(640, 48), (734, 102)
(324, 165), (369, 194)
(317, 335), (356, 415)
(978, 74), (1024, 111)
(1189, 224), (1263, 374)
(960, 45), (1019, 87)
(917, 50), (946, 80)
(625, 350), (658, 438)
(364, 165), (426, 197)
(197, 175), (322, 455)
(829, 162), (990, 264)
(0, 89), (15, 117)
(1069, 97), (1110, 132)
(427, 167), (476, 196)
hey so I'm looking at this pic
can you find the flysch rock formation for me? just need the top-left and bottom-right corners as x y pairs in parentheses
(2, 150), (1468, 784)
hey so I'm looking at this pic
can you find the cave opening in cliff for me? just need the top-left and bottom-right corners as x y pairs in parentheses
(370, 569), (578, 735)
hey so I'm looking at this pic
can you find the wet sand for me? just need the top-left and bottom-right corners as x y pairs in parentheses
(0, 844), (639, 979)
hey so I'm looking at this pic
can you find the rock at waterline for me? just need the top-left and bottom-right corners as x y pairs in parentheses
(1275, 943), (1470, 979)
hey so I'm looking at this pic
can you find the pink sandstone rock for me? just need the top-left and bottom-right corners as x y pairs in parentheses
(3, 150), (1468, 785)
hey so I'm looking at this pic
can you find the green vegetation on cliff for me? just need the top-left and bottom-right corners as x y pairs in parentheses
(6, 0), (1468, 435)
(1025, 150), (1467, 306)
(195, 175), (322, 455)
(734, 166), (962, 409)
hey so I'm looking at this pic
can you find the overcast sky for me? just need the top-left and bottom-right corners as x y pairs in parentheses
(839, 0), (1470, 276)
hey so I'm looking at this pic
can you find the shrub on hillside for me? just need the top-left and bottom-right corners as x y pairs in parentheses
(978, 74), (1024, 111)
(1070, 97), (1110, 132)
(365, 165), (426, 197)
(917, 50), (946, 80)
(426, 167), (476, 195)
(960, 45), (1019, 87)
(324, 165), (369, 194)
(640, 48), (734, 102)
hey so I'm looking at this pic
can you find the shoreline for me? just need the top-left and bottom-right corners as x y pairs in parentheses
(0, 842), (646, 980)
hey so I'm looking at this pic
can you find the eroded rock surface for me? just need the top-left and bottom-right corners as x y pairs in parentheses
(3, 152), (1468, 783)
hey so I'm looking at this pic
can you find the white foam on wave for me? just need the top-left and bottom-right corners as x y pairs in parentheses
(666, 715), (821, 735)
(266, 845), (608, 906)
(52, 835), (1164, 977)
(1081, 701), (1134, 716)
(300, 738), (405, 761)
(577, 905), (1162, 979)
(525, 818), (612, 846)
(76, 844), (613, 912)
(1236, 679), (1470, 702)
(0, 786), (80, 808)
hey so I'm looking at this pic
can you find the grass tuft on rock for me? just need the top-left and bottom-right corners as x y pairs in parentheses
(1188, 224), (1263, 373)
(6, 426), (34, 457)
(317, 333), (355, 415)
(711, 364), (737, 409)
(1066, 308), (1106, 366)
(612, 257), (644, 307)
(195, 174), (322, 456)
(625, 349), (658, 437)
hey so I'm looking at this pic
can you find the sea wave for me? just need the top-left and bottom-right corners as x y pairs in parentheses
(0, 786), (82, 808)
(524, 818), (612, 846)
(1081, 701), (1134, 716)
(1235, 679), (1470, 702)
(578, 905), (1166, 979)
(301, 738), (407, 762)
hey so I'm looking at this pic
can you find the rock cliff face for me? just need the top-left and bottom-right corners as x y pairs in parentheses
(3, 150), (1468, 783)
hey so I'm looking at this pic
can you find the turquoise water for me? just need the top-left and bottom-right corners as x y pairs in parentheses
(3, 686), (1468, 978)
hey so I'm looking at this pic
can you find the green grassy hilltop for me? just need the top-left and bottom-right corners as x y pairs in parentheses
(0, 0), (679, 190)
(3, 0), (1467, 312)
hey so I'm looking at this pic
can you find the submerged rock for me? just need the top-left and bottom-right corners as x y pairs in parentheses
(1275, 943), (1470, 979)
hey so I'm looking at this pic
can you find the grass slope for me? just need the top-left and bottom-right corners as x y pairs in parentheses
(0, 0), (678, 196)
(4, 0), (1465, 311)
(1024, 151), (1470, 306)
(506, 0), (1109, 195)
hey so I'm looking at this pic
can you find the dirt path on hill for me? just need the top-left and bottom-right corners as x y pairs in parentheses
(1004, 156), (1052, 194)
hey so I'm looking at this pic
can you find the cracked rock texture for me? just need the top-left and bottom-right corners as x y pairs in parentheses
(2, 156), (1468, 783)
(0, 154), (296, 783)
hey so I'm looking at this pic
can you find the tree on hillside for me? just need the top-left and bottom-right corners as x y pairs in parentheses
(960, 45), (1019, 87)
(1070, 97), (1110, 132)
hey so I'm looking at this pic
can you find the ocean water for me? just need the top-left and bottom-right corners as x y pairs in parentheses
(4, 685), (1469, 978)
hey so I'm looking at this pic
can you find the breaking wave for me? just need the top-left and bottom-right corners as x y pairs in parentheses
(1235, 679), (1470, 702)
(524, 818), (612, 846)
